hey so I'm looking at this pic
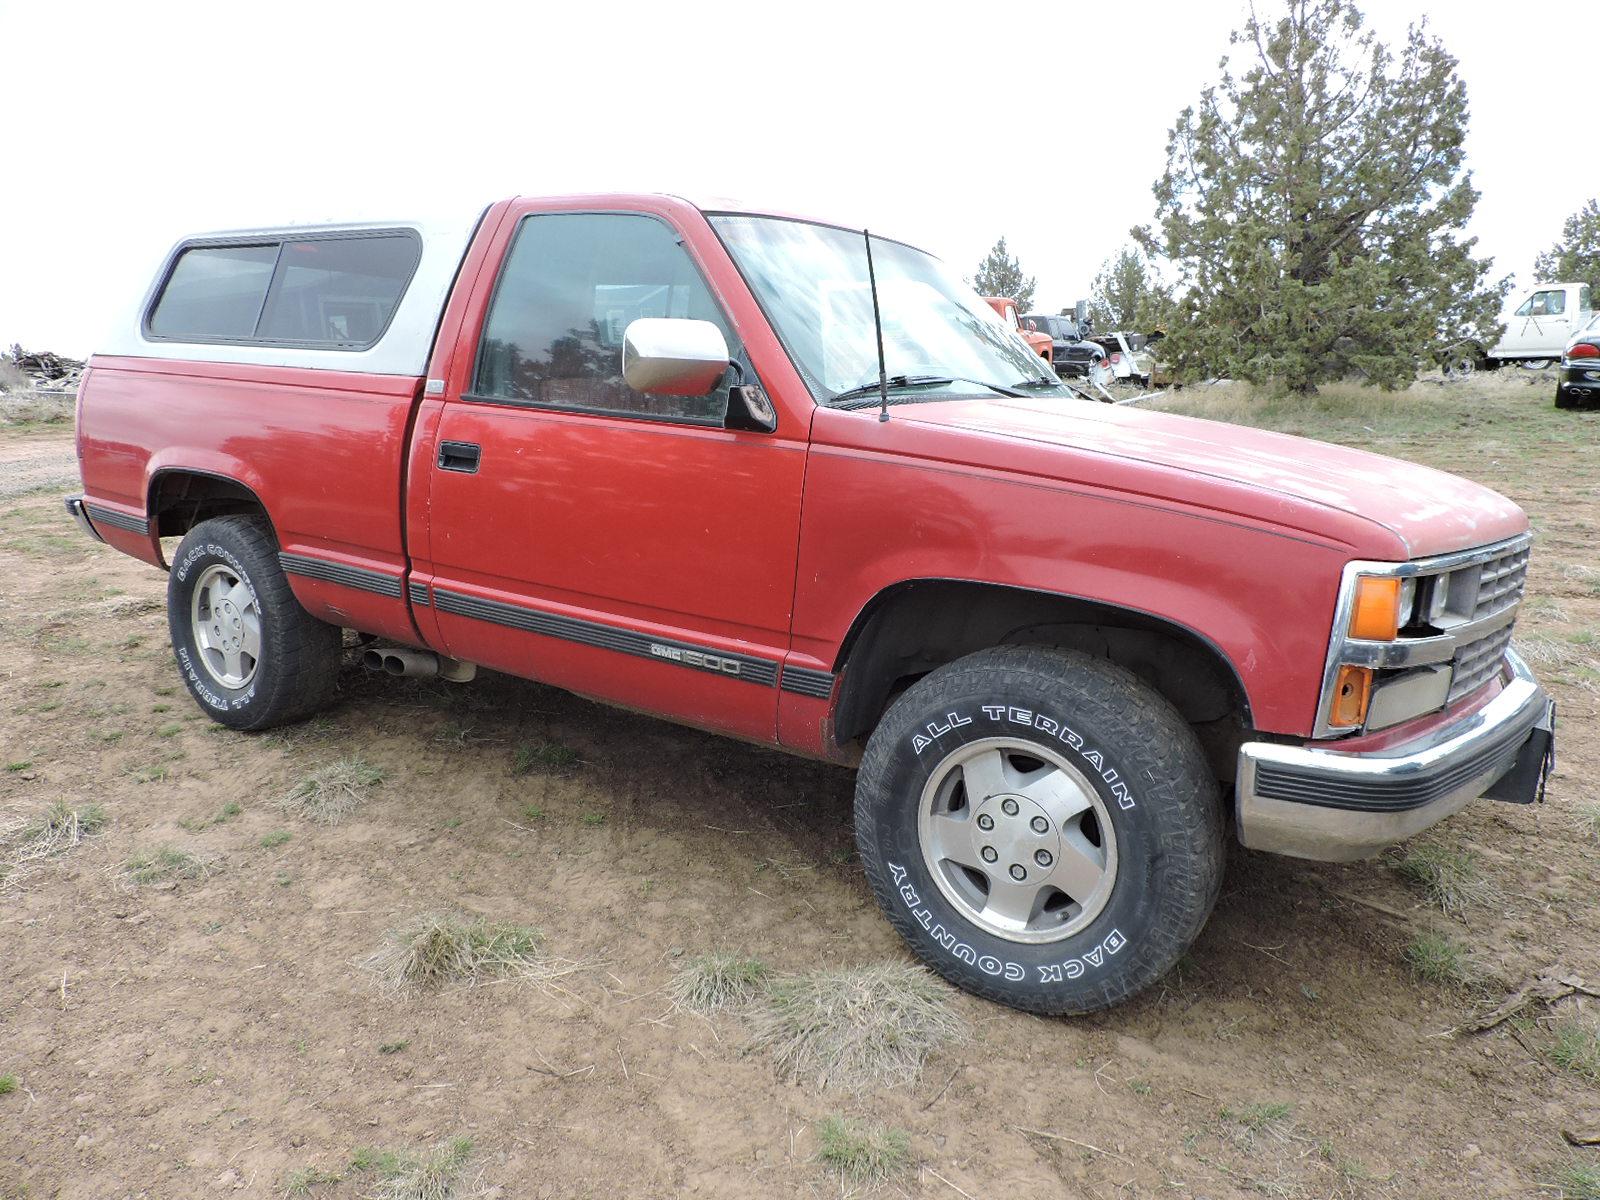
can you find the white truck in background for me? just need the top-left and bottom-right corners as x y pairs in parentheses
(1488, 281), (1594, 367)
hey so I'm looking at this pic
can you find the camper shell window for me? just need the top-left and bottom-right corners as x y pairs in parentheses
(145, 230), (422, 350)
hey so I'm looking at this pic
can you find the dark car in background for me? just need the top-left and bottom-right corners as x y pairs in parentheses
(1557, 311), (1600, 408)
(1022, 313), (1105, 377)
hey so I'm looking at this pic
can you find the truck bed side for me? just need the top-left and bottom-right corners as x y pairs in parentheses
(77, 357), (426, 643)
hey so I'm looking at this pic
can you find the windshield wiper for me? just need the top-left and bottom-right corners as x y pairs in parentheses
(1010, 376), (1068, 391)
(830, 374), (1026, 409)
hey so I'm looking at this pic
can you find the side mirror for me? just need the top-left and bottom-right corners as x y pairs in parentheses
(621, 318), (730, 396)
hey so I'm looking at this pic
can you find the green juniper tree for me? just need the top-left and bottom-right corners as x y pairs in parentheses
(1088, 246), (1173, 332)
(973, 237), (1037, 311)
(1533, 199), (1600, 292)
(1137, 0), (1504, 390)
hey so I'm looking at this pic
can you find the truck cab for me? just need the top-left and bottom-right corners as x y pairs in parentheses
(1489, 281), (1594, 365)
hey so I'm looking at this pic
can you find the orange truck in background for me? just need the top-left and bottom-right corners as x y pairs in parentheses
(985, 296), (1053, 363)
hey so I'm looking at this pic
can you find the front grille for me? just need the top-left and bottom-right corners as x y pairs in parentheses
(1442, 540), (1528, 703)
(1473, 543), (1529, 619)
(1450, 623), (1514, 702)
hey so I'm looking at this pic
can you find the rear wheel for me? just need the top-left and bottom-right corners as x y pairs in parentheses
(854, 645), (1224, 1014)
(167, 516), (340, 730)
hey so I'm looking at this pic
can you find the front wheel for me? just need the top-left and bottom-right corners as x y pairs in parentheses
(854, 645), (1224, 1014)
(167, 515), (341, 730)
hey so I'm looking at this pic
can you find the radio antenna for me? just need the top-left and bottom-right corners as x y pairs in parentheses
(863, 229), (890, 423)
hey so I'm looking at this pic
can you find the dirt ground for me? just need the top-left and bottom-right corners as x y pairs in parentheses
(2, 373), (1598, 1199)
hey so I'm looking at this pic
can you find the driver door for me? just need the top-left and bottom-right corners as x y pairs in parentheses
(420, 209), (806, 743)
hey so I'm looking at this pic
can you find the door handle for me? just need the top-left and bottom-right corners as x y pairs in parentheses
(438, 441), (481, 474)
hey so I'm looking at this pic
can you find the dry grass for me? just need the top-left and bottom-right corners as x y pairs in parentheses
(1391, 843), (1497, 915)
(0, 389), (73, 425)
(280, 1165), (341, 1197)
(277, 757), (383, 824)
(1559, 562), (1600, 599)
(0, 800), (105, 889)
(361, 911), (576, 993)
(1221, 1100), (1294, 1134)
(352, 1137), (476, 1200)
(119, 844), (216, 887)
(1549, 1015), (1600, 1082)
(671, 952), (772, 1014)
(1516, 631), (1600, 678)
(1149, 373), (1562, 444)
(376, 1137), (475, 1200)
(813, 1115), (911, 1187)
(1403, 933), (1481, 989)
(1578, 803), (1600, 839)
(748, 963), (964, 1090)
(511, 740), (578, 775)
(1554, 1160), (1600, 1200)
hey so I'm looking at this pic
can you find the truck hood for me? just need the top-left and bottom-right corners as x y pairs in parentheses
(893, 397), (1527, 559)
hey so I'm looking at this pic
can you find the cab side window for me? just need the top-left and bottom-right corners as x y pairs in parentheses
(473, 213), (736, 424)
(1528, 289), (1566, 317)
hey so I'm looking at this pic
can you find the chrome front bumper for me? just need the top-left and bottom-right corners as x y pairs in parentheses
(1236, 651), (1552, 861)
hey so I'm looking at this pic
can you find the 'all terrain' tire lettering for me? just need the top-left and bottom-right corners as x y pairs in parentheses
(909, 707), (1138, 810)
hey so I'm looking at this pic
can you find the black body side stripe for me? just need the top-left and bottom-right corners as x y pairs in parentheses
(780, 665), (836, 699)
(432, 587), (780, 688)
(278, 552), (404, 599)
(407, 579), (430, 607)
(84, 503), (149, 536)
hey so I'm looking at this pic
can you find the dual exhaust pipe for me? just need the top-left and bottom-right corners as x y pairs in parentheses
(361, 647), (476, 683)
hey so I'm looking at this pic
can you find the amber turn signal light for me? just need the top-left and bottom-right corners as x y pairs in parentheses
(1328, 664), (1373, 728)
(1349, 576), (1402, 641)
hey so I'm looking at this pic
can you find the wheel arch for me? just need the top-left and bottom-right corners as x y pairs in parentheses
(147, 467), (276, 553)
(831, 578), (1255, 779)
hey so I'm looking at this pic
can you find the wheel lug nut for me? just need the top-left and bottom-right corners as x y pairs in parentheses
(1030, 816), (1048, 833)
(1035, 849), (1053, 867)
(976, 814), (994, 831)
(1009, 864), (1026, 881)
(1001, 798), (1019, 817)
(980, 846), (998, 863)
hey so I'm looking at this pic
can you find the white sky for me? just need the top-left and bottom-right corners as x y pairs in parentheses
(0, 0), (1585, 357)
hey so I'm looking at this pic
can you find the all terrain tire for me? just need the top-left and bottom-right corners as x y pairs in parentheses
(167, 516), (341, 730)
(855, 645), (1224, 1014)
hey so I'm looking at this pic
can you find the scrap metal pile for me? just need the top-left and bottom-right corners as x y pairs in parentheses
(2, 346), (85, 393)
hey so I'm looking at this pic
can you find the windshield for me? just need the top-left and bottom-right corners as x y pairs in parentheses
(709, 215), (1064, 403)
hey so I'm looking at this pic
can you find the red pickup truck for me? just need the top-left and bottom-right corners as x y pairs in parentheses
(69, 194), (1555, 1015)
